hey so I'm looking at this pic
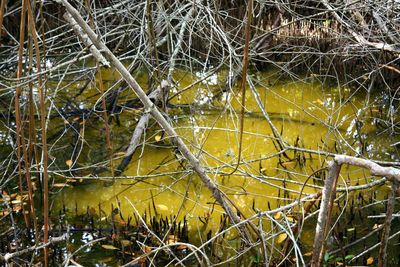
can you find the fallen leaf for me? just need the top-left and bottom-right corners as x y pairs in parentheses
(281, 161), (296, 166)
(366, 256), (374, 265)
(286, 215), (296, 222)
(177, 244), (188, 250)
(276, 233), (287, 244)
(65, 159), (73, 168)
(144, 245), (152, 253)
(53, 183), (72, 188)
(101, 244), (119, 250)
(273, 212), (283, 220)
(155, 135), (162, 142)
(156, 204), (168, 211)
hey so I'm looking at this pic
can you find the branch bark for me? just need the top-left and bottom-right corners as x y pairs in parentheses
(311, 160), (341, 267)
(377, 181), (397, 267)
(311, 154), (400, 266)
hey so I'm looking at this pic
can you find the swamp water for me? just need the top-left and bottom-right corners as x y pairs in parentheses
(2, 68), (399, 265)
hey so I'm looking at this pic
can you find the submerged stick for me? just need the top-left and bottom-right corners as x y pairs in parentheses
(57, 0), (250, 243)
(116, 84), (164, 175)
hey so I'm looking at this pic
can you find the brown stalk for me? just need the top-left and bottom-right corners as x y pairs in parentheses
(26, 4), (39, 241)
(15, 0), (30, 229)
(98, 69), (114, 177)
(85, 0), (114, 177)
(26, 2), (49, 266)
(227, 0), (253, 175)
(0, 0), (6, 43)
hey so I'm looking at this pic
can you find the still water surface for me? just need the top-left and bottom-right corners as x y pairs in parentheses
(48, 68), (396, 243)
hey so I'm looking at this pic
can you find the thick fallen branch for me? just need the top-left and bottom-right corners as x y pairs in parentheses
(311, 154), (400, 266)
(57, 0), (250, 243)
(311, 160), (341, 266)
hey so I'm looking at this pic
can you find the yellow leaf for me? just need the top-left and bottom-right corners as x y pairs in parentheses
(167, 235), (178, 244)
(101, 244), (119, 250)
(156, 204), (168, 211)
(303, 251), (312, 257)
(177, 244), (188, 250)
(155, 135), (162, 142)
(276, 233), (287, 244)
(11, 199), (22, 205)
(287, 215), (296, 222)
(65, 159), (73, 168)
(273, 212), (283, 220)
(366, 256), (374, 265)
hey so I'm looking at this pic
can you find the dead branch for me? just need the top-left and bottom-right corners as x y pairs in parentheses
(0, 234), (67, 263)
(322, 0), (400, 54)
(311, 160), (341, 267)
(116, 82), (166, 175)
(57, 0), (252, 244)
(312, 154), (400, 266)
